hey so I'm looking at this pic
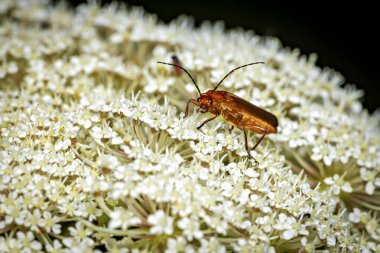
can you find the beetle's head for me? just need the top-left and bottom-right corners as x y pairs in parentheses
(196, 93), (213, 113)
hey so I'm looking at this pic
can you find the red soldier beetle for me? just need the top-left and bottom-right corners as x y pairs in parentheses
(157, 61), (278, 162)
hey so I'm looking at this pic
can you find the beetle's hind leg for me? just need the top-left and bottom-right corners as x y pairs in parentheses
(243, 130), (267, 165)
(252, 131), (267, 151)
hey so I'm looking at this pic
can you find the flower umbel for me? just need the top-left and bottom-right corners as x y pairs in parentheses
(0, 0), (379, 252)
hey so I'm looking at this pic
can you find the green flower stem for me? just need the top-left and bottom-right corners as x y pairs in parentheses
(217, 237), (239, 243)
(80, 219), (146, 237)
(95, 197), (112, 216)
(292, 152), (320, 179)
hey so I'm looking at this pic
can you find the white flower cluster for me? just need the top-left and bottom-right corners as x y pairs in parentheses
(0, 0), (379, 252)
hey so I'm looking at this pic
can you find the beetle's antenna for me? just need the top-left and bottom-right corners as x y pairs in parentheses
(157, 61), (202, 96)
(212, 62), (265, 93)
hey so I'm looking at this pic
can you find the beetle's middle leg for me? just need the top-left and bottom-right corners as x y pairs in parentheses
(197, 114), (219, 130)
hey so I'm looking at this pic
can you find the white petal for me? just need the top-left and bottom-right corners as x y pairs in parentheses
(348, 212), (360, 223)
(332, 185), (341, 195)
(323, 156), (333, 166)
(341, 182), (353, 193)
(327, 236), (336, 247)
(84, 119), (92, 129)
(245, 168), (259, 178)
(111, 136), (123, 145)
(108, 219), (121, 229)
(365, 182), (375, 195)
(282, 229), (296, 240)
(324, 177), (334, 185)
(375, 177), (380, 187)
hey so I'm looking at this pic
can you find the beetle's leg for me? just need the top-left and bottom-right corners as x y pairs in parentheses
(251, 131), (267, 151)
(185, 99), (198, 118)
(243, 130), (259, 165)
(229, 125), (234, 132)
(243, 130), (253, 159)
(197, 114), (219, 130)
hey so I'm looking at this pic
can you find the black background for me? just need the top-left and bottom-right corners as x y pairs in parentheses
(66, 0), (379, 113)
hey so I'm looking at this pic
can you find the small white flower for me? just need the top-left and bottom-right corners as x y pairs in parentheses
(108, 208), (141, 230)
(16, 231), (42, 252)
(244, 167), (260, 178)
(147, 210), (174, 235)
(54, 139), (71, 151)
(360, 168), (378, 195)
(46, 240), (63, 252)
(198, 167), (209, 180)
(69, 222), (93, 240)
(311, 145), (336, 166)
(177, 216), (203, 241)
(1, 1), (379, 252)
(327, 235), (336, 247)
(42, 211), (62, 234)
(165, 237), (194, 253)
(348, 208), (361, 223)
(324, 174), (353, 194)
(199, 237), (226, 253)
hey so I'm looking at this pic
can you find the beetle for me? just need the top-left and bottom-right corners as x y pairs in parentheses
(157, 61), (278, 161)
(171, 55), (182, 75)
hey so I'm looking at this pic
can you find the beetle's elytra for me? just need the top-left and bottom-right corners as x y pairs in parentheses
(158, 61), (278, 162)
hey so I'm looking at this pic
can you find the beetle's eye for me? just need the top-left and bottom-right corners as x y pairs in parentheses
(197, 98), (201, 102)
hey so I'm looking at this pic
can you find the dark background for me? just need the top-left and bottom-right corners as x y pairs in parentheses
(67, 0), (379, 113)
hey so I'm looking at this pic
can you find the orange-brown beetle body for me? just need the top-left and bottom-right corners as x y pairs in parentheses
(158, 61), (278, 160)
(189, 90), (277, 134)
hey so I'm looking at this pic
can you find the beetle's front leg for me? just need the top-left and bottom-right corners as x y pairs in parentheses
(184, 99), (198, 118)
(197, 114), (219, 130)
